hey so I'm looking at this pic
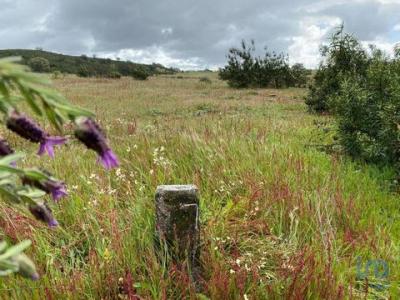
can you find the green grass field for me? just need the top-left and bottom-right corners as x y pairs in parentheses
(1, 72), (399, 299)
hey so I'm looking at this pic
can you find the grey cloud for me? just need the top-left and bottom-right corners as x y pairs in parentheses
(0, 0), (398, 69)
(316, 0), (400, 40)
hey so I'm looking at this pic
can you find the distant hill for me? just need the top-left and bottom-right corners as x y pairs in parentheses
(0, 49), (178, 78)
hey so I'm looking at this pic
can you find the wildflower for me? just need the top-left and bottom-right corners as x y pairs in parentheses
(23, 173), (67, 202)
(74, 117), (119, 169)
(28, 202), (58, 227)
(0, 138), (14, 157)
(6, 111), (66, 158)
(0, 138), (16, 166)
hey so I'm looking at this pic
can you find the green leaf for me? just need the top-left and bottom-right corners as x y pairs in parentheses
(0, 240), (31, 261)
(0, 241), (7, 253)
(0, 260), (19, 276)
(18, 188), (46, 199)
(0, 178), (15, 186)
(43, 96), (94, 118)
(16, 84), (43, 116)
(24, 169), (50, 181)
(42, 100), (63, 131)
(0, 153), (24, 166)
(0, 81), (9, 98)
(0, 186), (21, 204)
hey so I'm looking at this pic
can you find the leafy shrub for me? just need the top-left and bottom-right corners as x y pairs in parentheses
(305, 25), (369, 112)
(332, 54), (400, 168)
(290, 63), (310, 87)
(310, 27), (400, 173)
(52, 70), (63, 79)
(106, 71), (122, 79)
(219, 40), (304, 89)
(130, 67), (150, 80)
(77, 64), (92, 77)
(28, 57), (50, 73)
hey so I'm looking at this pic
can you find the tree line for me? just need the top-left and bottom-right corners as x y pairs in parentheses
(0, 49), (178, 80)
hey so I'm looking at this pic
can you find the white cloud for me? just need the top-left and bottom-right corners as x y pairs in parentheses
(361, 40), (397, 55)
(376, 0), (400, 4)
(99, 46), (206, 70)
(288, 16), (341, 68)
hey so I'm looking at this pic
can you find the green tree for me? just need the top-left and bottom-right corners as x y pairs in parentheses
(28, 57), (50, 73)
(305, 25), (369, 112)
(219, 40), (295, 88)
(290, 63), (309, 87)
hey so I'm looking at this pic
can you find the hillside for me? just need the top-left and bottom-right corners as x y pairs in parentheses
(0, 49), (177, 77)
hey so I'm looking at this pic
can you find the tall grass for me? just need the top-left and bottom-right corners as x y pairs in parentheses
(0, 73), (399, 299)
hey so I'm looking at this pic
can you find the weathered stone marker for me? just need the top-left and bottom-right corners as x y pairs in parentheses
(155, 185), (201, 282)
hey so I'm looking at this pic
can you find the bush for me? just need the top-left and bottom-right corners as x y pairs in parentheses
(219, 40), (298, 89)
(28, 57), (51, 73)
(130, 67), (150, 80)
(332, 54), (400, 168)
(305, 25), (369, 112)
(106, 71), (122, 79)
(290, 63), (310, 87)
(77, 64), (92, 77)
(310, 26), (400, 173)
(52, 70), (63, 79)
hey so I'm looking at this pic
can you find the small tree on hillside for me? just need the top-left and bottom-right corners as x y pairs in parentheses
(77, 64), (92, 77)
(130, 66), (150, 80)
(28, 57), (50, 73)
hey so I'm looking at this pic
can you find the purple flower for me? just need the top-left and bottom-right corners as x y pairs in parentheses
(28, 202), (58, 227)
(37, 136), (67, 158)
(75, 118), (119, 169)
(43, 179), (68, 201)
(0, 138), (16, 166)
(0, 138), (14, 157)
(6, 111), (66, 158)
(23, 175), (67, 202)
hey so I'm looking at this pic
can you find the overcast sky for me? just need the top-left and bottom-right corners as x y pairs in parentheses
(0, 0), (399, 70)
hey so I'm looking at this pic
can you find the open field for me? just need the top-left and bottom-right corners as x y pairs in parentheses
(0, 72), (399, 299)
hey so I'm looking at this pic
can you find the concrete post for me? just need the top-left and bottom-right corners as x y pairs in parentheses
(155, 185), (201, 282)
